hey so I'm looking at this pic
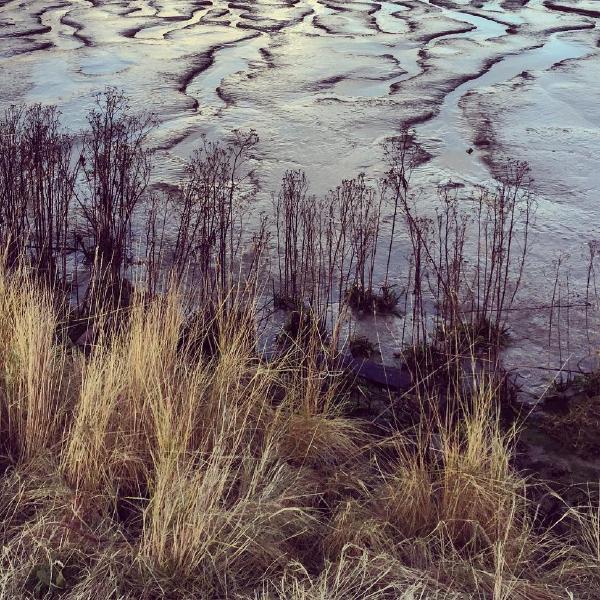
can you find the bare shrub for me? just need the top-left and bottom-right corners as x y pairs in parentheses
(75, 88), (155, 298)
(273, 170), (315, 309)
(170, 131), (259, 302)
(0, 104), (76, 284)
(390, 158), (534, 355)
(273, 169), (396, 327)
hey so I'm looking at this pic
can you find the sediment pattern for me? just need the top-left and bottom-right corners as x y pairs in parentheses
(0, 0), (597, 191)
(1, 0), (599, 391)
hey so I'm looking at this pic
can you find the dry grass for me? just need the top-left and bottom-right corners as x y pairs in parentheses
(0, 266), (69, 463)
(0, 263), (598, 599)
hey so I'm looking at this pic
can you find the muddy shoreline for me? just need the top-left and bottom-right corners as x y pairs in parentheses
(1, 0), (599, 398)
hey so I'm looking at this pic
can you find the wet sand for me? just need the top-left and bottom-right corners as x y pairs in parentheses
(1, 0), (599, 397)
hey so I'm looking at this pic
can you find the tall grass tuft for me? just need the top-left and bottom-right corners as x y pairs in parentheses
(0, 262), (67, 462)
(0, 261), (597, 598)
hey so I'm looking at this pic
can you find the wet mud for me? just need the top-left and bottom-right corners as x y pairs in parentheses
(1, 0), (599, 397)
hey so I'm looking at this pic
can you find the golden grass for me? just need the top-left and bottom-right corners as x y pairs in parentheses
(0, 263), (598, 599)
(0, 268), (69, 463)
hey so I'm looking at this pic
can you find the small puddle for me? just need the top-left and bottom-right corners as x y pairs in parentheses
(186, 34), (265, 116)
(376, 1), (410, 34)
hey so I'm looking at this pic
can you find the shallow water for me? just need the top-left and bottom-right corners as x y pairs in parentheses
(1, 0), (599, 396)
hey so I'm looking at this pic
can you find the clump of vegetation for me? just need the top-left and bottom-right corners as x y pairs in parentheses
(434, 316), (511, 353)
(555, 368), (600, 398)
(538, 372), (600, 460)
(539, 393), (600, 459)
(276, 306), (329, 352)
(345, 283), (401, 315)
(348, 334), (377, 359)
